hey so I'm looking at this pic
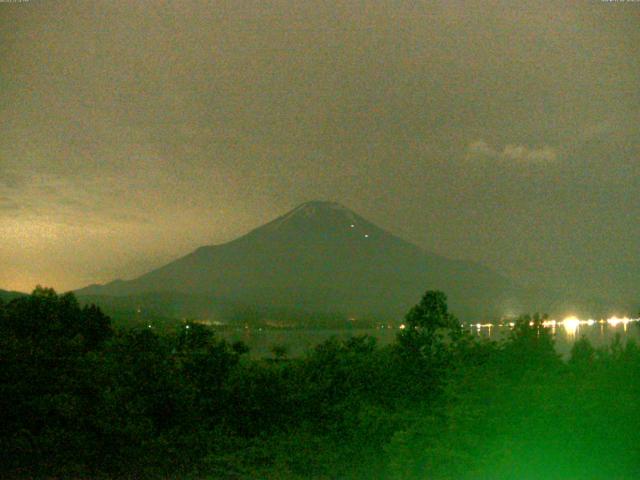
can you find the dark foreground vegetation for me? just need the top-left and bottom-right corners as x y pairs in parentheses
(2, 288), (640, 479)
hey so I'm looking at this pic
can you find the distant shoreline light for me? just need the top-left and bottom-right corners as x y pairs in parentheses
(469, 316), (639, 333)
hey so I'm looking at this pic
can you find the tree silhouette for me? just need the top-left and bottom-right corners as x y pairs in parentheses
(270, 344), (288, 361)
(398, 290), (460, 358)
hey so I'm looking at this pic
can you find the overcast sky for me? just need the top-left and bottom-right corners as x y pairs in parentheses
(1, 1), (638, 301)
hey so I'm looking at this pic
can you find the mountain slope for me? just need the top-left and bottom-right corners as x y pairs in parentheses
(0, 289), (27, 303)
(76, 201), (527, 322)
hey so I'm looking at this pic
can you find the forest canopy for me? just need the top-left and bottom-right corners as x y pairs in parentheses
(1, 288), (640, 479)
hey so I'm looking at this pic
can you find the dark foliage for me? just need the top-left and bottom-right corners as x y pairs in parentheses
(1, 288), (639, 478)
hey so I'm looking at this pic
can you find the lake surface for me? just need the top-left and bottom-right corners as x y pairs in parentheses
(219, 317), (640, 358)
(467, 317), (640, 357)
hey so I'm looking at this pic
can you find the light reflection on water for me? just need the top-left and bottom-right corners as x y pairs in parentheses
(221, 318), (640, 358)
(469, 316), (640, 357)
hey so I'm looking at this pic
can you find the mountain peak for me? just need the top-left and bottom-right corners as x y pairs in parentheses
(297, 200), (346, 208)
(258, 200), (361, 235)
(291, 200), (350, 216)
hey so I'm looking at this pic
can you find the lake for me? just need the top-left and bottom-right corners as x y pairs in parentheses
(220, 316), (640, 358)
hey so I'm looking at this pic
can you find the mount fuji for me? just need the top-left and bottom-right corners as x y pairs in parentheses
(76, 201), (530, 322)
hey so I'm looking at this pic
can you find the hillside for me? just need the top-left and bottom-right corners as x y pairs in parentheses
(0, 289), (26, 303)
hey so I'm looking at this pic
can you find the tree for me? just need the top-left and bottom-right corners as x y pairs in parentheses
(397, 290), (460, 358)
(81, 304), (112, 350)
(270, 344), (288, 361)
(231, 340), (250, 356)
(501, 313), (559, 375)
(404, 291), (458, 332)
(0, 287), (115, 477)
(568, 336), (596, 370)
(177, 322), (213, 352)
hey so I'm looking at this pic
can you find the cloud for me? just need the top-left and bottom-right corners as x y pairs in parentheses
(502, 144), (557, 162)
(467, 140), (558, 163)
(0, 170), (149, 226)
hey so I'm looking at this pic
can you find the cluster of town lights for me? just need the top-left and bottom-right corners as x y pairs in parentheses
(469, 315), (639, 335)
